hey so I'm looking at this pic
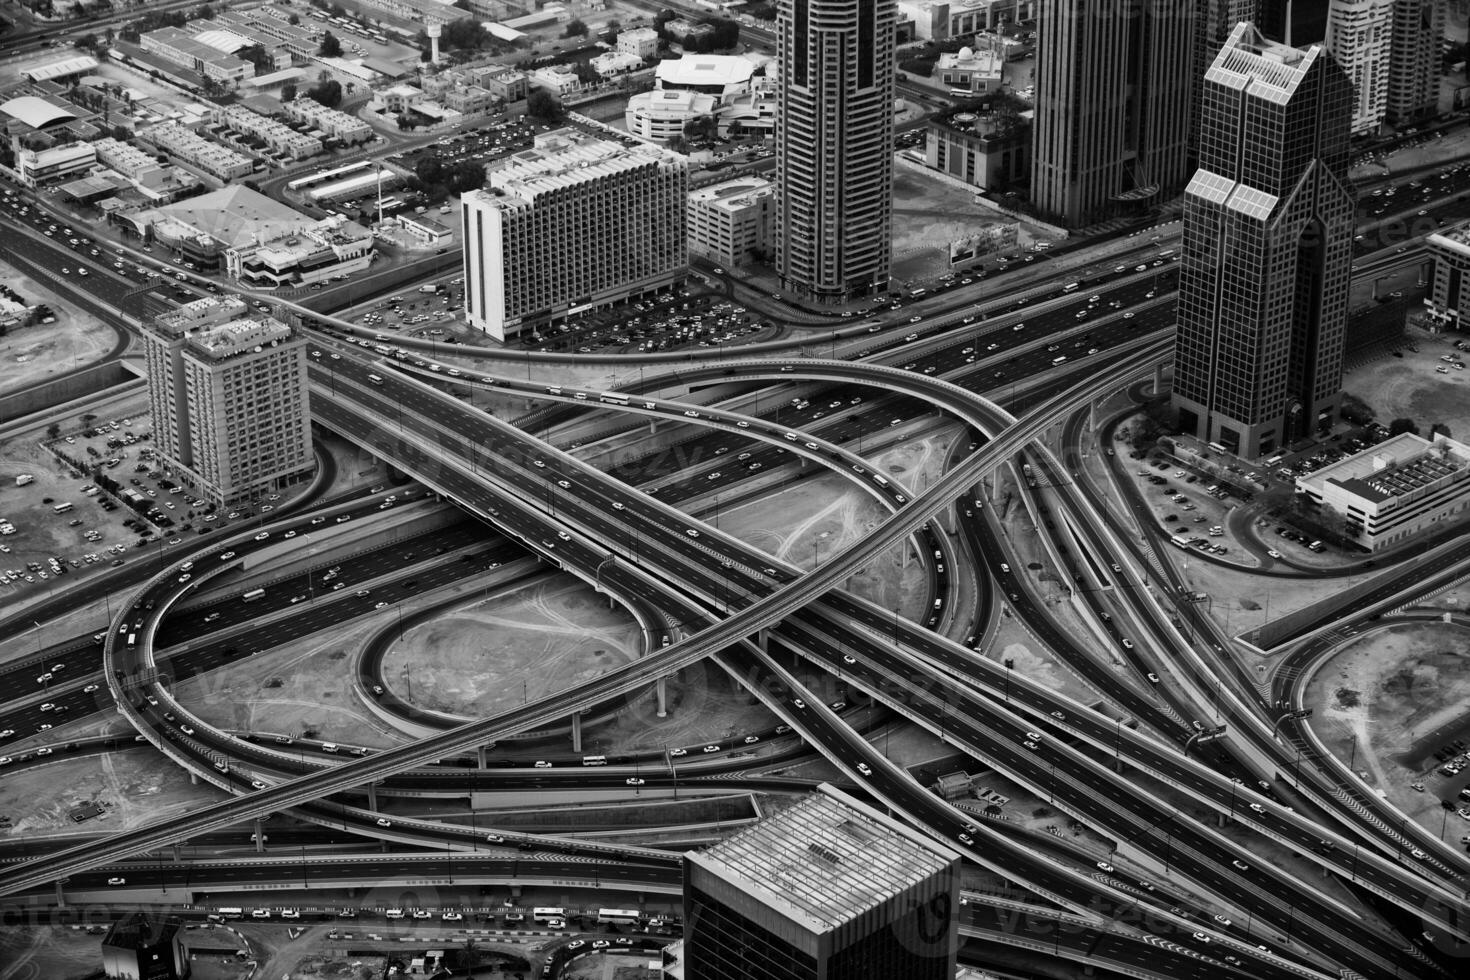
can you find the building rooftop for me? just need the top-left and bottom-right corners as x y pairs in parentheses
(687, 785), (958, 935)
(1428, 220), (1470, 256)
(21, 55), (99, 82)
(656, 54), (756, 90)
(488, 130), (678, 201)
(1206, 22), (1322, 105)
(155, 296), (294, 360)
(689, 176), (773, 212)
(150, 184), (312, 249)
(0, 94), (78, 130)
(102, 911), (181, 951)
(1300, 432), (1470, 505)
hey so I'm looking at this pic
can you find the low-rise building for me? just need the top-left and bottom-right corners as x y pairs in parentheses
(140, 25), (255, 88)
(381, 83), (425, 114)
(591, 49), (647, 77)
(476, 67), (528, 103)
(625, 89), (719, 142)
(664, 19), (716, 46)
(212, 103), (322, 160)
(619, 26), (660, 59)
(687, 176), (772, 268)
(935, 40), (1004, 94)
(1296, 432), (1470, 551)
(898, 0), (1036, 41)
(92, 136), (168, 189)
(655, 54), (758, 99)
(443, 85), (498, 116)
(280, 98), (373, 144)
(101, 912), (189, 980)
(393, 212), (453, 249)
(227, 214), (375, 288)
(924, 105), (1030, 192)
(143, 123), (254, 181)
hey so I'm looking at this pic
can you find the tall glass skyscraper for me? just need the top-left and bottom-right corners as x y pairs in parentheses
(774, 0), (896, 304)
(1030, 0), (1197, 228)
(1172, 22), (1354, 458)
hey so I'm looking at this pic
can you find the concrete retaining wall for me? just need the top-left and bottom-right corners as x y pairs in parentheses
(0, 360), (143, 425)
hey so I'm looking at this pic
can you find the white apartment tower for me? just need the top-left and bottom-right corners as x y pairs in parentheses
(775, 0), (897, 304)
(1386, 0), (1443, 125)
(1326, 0), (1395, 134)
(460, 130), (687, 342)
(143, 297), (313, 507)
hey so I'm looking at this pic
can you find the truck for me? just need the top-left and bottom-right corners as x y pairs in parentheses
(418, 284), (440, 294)
(15, 474), (34, 487)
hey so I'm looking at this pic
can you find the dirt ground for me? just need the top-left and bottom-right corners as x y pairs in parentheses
(173, 617), (408, 747)
(0, 924), (114, 980)
(561, 952), (661, 979)
(1343, 323), (1470, 438)
(381, 577), (642, 718)
(0, 258), (120, 398)
(1303, 622), (1470, 838)
(1349, 123), (1470, 180)
(891, 167), (1014, 285)
(0, 746), (221, 839)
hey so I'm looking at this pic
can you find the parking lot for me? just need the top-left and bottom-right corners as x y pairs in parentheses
(1, 411), (302, 596)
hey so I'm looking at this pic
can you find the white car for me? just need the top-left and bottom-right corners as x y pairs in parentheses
(108, 877), (126, 886)
(856, 763), (872, 776)
(376, 818), (393, 828)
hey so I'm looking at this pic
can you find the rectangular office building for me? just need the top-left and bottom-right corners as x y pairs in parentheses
(681, 784), (960, 980)
(143, 297), (312, 507)
(461, 130), (687, 342)
(1296, 432), (1470, 549)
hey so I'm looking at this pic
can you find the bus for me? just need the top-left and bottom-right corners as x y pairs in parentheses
(367, 373), (384, 385)
(1169, 534), (1191, 550)
(532, 907), (566, 924)
(598, 392), (629, 406)
(52, 502), (74, 514)
(216, 907), (244, 919)
(243, 588), (266, 602)
(596, 908), (641, 926)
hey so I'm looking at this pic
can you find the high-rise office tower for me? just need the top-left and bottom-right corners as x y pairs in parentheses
(1172, 22), (1354, 458)
(1031, 1), (1197, 228)
(774, 0), (896, 303)
(1258, 0), (1331, 44)
(679, 784), (961, 979)
(1193, 1), (1260, 156)
(143, 297), (313, 507)
(461, 129), (687, 342)
(1386, 0), (1443, 125)
(1325, 0), (1395, 134)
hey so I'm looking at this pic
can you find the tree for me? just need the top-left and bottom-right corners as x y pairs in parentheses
(563, 18), (588, 38)
(572, 61), (601, 85)
(1387, 417), (1420, 436)
(280, 82), (298, 102)
(683, 114), (716, 141)
(604, 19), (621, 45)
(319, 31), (343, 57)
(46, 422), (61, 440)
(288, 12), (300, 24)
(746, 1), (777, 19)
(1431, 422), (1453, 439)
(238, 43), (273, 75)
(110, 124), (130, 141)
(526, 88), (562, 122)
(307, 80), (343, 108)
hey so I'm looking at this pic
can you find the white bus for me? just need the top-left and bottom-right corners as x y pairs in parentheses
(596, 908), (641, 926)
(243, 588), (266, 602)
(1169, 534), (1191, 550)
(532, 907), (566, 924)
(216, 907), (244, 919)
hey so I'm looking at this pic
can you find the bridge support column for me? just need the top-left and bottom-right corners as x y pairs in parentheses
(367, 781), (378, 812)
(54, 879), (66, 908)
(648, 418), (657, 434)
(477, 745), (488, 769)
(1152, 363), (1165, 397)
(510, 884), (523, 901)
(656, 676), (668, 718)
(755, 629), (768, 652)
(254, 818), (266, 853)
(173, 843), (182, 862)
(189, 771), (198, 786)
(571, 711), (583, 753)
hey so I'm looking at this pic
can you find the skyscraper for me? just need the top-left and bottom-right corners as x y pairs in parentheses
(1257, 0), (1332, 44)
(1325, 0), (1395, 134)
(1193, 1), (1260, 156)
(680, 784), (961, 979)
(143, 297), (313, 507)
(1385, 0), (1443, 125)
(1031, 1), (1197, 228)
(1172, 22), (1354, 458)
(775, 0), (896, 303)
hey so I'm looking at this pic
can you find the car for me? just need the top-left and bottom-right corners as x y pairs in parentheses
(411, 910), (432, 920)
(535, 760), (553, 768)
(1023, 740), (1039, 750)
(1213, 914), (1231, 927)
(83, 684), (99, 693)
(702, 744), (721, 753)
(856, 763), (872, 776)
(957, 833), (974, 845)
(1231, 860), (1248, 871)
(442, 911), (463, 921)
(686, 528), (700, 537)
(1192, 932), (1211, 944)
(35, 745), (52, 753)
(36, 672), (51, 684)
(669, 747), (688, 757)
(1249, 802), (1265, 814)
(281, 909), (301, 920)
(1025, 731), (1042, 741)
(592, 939), (611, 949)
(37, 723), (52, 732)
(40, 703), (56, 712)
(1410, 848), (1427, 859)
(253, 532), (269, 541)
(251, 780), (267, 790)
(843, 654), (856, 664)
(376, 818), (393, 827)
(108, 877), (126, 886)
(1096, 861), (1114, 873)
(179, 725), (194, 735)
